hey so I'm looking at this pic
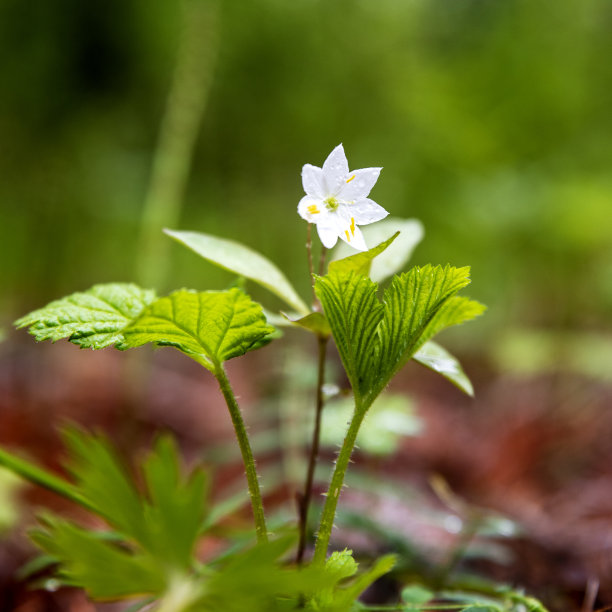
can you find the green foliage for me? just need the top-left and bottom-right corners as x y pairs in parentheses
(315, 265), (485, 407)
(332, 218), (424, 283)
(308, 550), (396, 612)
(122, 288), (275, 370)
(401, 584), (434, 605)
(413, 341), (474, 397)
(165, 229), (310, 315)
(29, 428), (208, 602)
(328, 233), (399, 279)
(15, 283), (156, 349)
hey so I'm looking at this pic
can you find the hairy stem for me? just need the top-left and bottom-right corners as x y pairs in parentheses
(214, 364), (268, 542)
(296, 335), (328, 564)
(313, 403), (367, 564)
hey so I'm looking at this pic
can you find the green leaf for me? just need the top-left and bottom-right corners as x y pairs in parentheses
(14, 283), (156, 349)
(401, 584), (434, 605)
(282, 311), (331, 337)
(315, 265), (485, 406)
(62, 427), (148, 545)
(165, 229), (310, 315)
(325, 549), (358, 581)
(328, 232), (399, 278)
(142, 436), (208, 569)
(333, 218), (424, 282)
(413, 341), (475, 396)
(30, 515), (166, 599)
(122, 288), (275, 370)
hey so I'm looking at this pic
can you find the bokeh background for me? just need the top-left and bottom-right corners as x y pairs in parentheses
(1, 1), (612, 610)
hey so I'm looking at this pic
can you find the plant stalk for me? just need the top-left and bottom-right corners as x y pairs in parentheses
(313, 402), (367, 564)
(214, 364), (268, 542)
(296, 334), (328, 564)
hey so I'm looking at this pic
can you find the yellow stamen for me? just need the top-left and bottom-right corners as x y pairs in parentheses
(307, 205), (320, 215)
(346, 174), (356, 183)
(350, 217), (355, 235)
(345, 230), (351, 241)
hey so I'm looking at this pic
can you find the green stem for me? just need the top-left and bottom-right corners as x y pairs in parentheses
(296, 334), (328, 564)
(313, 402), (367, 564)
(137, 0), (219, 289)
(214, 364), (268, 542)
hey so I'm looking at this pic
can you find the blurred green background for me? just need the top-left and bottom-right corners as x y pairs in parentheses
(2, 0), (611, 358)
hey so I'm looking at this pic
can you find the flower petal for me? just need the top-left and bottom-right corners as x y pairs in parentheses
(302, 164), (325, 198)
(298, 196), (329, 223)
(338, 167), (382, 200)
(317, 224), (339, 249)
(348, 198), (389, 225)
(338, 224), (367, 251)
(322, 144), (349, 195)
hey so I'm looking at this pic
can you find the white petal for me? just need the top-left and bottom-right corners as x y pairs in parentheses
(302, 164), (325, 198)
(322, 144), (349, 195)
(348, 198), (389, 225)
(338, 167), (382, 200)
(317, 224), (339, 249)
(298, 196), (329, 223)
(338, 224), (367, 251)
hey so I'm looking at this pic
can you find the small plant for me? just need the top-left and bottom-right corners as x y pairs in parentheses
(2, 145), (545, 611)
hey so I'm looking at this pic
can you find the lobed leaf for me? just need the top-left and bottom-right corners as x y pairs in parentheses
(165, 229), (310, 315)
(15, 283), (157, 349)
(316, 265), (485, 406)
(122, 288), (275, 370)
(30, 515), (166, 599)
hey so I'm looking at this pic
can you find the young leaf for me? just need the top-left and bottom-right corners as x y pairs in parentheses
(328, 232), (398, 278)
(121, 288), (275, 371)
(15, 283), (157, 349)
(333, 218), (424, 282)
(401, 584), (434, 605)
(413, 341), (475, 396)
(30, 515), (166, 599)
(316, 265), (485, 407)
(164, 229), (310, 315)
(282, 311), (331, 337)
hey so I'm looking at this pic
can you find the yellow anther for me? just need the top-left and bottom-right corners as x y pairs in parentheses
(346, 174), (356, 183)
(345, 230), (350, 241)
(350, 217), (355, 235)
(307, 205), (320, 215)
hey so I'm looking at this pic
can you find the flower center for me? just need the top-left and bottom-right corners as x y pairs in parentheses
(324, 196), (339, 212)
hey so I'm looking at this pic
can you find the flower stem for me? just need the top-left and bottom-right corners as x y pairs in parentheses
(306, 223), (317, 306)
(214, 364), (268, 542)
(296, 334), (328, 564)
(313, 402), (367, 564)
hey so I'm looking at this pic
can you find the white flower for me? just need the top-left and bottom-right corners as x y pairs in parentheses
(298, 144), (388, 251)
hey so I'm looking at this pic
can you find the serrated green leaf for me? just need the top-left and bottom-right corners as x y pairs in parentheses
(316, 265), (485, 406)
(334, 554), (396, 609)
(62, 427), (148, 545)
(328, 232), (399, 278)
(282, 311), (331, 337)
(142, 436), (208, 569)
(165, 229), (310, 315)
(333, 218), (424, 282)
(30, 515), (166, 599)
(15, 283), (156, 349)
(401, 584), (434, 605)
(122, 288), (275, 370)
(413, 341), (474, 396)
(325, 549), (358, 581)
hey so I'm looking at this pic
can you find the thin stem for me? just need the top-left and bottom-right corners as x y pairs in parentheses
(214, 364), (268, 542)
(296, 335), (328, 564)
(313, 402), (367, 564)
(306, 223), (317, 306)
(317, 245), (328, 277)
